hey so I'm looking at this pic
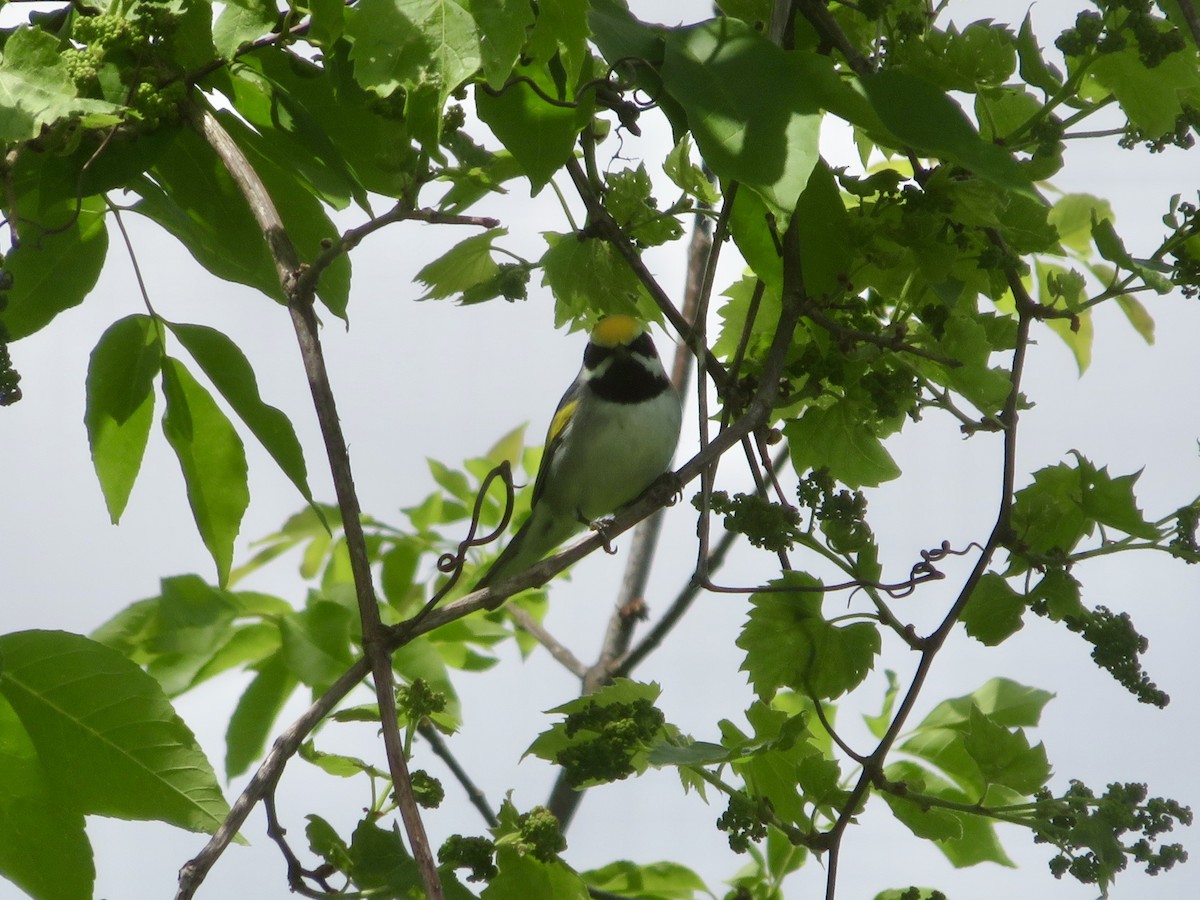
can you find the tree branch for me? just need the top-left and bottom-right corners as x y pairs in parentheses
(183, 100), (443, 900)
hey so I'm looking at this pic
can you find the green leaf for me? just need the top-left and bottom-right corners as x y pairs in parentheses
(0, 26), (120, 142)
(1073, 455), (1160, 540)
(469, 0), (535, 88)
(1091, 214), (1174, 294)
(85, 315), (163, 523)
(663, 134), (719, 205)
(961, 706), (1051, 795)
(475, 59), (595, 193)
(225, 655), (297, 779)
(882, 760), (1015, 868)
(1, 195), (108, 340)
(794, 160), (852, 300)
(661, 18), (820, 217)
(1015, 11), (1064, 94)
(228, 47), (418, 201)
(737, 573), (881, 701)
(917, 678), (1055, 730)
(962, 572), (1026, 646)
(0, 630), (230, 833)
(212, 0), (279, 57)
(168, 322), (317, 514)
(1049, 193), (1114, 255)
(347, 0), (482, 148)
(215, 110), (352, 316)
(785, 402), (902, 489)
(279, 603), (354, 690)
(0, 693), (93, 900)
(1116, 294), (1155, 344)
(1088, 44), (1200, 136)
(861, 69), (1035, 198)
(309, 0), (348, 46)
(482, 846), (590, 900)
(143, 575), (241, 696)
(417, 229), (506, 299)
(540, 231), (658, 324)
(160, 357), (250, 588)
(131, 126), (283, 302)
(1008, 462), (1091, 566)
(526, 0), (590, 79)
(582, 860), (710, 900)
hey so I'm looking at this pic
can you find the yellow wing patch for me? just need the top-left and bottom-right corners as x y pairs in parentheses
(547, 398), (578, 446)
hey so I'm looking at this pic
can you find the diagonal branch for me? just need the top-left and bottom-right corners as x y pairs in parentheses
(181, 101), (442, 900)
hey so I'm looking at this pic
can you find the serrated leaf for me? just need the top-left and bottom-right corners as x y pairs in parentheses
(0, 26), (120, 142)
(0, 693), (93, 900)
(582, 860), (710, 900)
(883, 760), (1015, 868)
(661, 18), (820, 217)
(168, 322), (318, 516)
(469, 0), (534, 87)
(347, 0), (482, 148)
(85, 315), (163, 523)
(0, 630), (230, 833)
(417, 229), (506, 299)
(663, 134), (719, 205)
(1, 195), (108, 340)
(917, 678), (1055, 731)
(476, 59), (595, 193)
(160, 357), (250, 587)
(737, 573), (880, 701)
(962, 572), (1026, 646)
(962, 706), (1051, 795)
(1089, 44), (1200, 136)
(483, 846), (590, 900)
(540, 231), (658, 324)
(785, 402), (901, 489)
(1015, 11), (1064, 94)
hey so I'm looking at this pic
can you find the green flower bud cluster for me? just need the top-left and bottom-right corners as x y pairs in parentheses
(438, 834), (498, 882)
(715, 791), (768, 852)
(1061, 605), (1168, 707)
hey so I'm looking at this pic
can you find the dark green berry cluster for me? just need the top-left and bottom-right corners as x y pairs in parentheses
(1056, 2), (1185, 68)
(0, 268), (20, 407)
(1035, 780), (1191, 887)
(701, 490), (802, 553)
(1062, 605), (1168, 707)
(556, 698), (665, 788)
(1168, 502), (1199, 562)
(1120, 104), (1200, 153)
(1164, 198), (1200, 297)
(438, 834), (498, 882)
(408, 769), (444, 809)
(716, 791), (768, 852)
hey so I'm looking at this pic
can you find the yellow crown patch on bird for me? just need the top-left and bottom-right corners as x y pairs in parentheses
(591, 315), (643, 348)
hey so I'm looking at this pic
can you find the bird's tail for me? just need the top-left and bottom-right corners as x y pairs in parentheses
(473, 506), (582, 591)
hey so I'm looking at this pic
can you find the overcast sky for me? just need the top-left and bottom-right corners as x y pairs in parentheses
(3, 2), (1199, 899)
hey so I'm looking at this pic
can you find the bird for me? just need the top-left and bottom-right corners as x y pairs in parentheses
(475, 315), (682, 590)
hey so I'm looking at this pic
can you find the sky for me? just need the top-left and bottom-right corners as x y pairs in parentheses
(3, 1), (1200, 899)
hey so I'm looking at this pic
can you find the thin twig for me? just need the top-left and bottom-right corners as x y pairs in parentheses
(417, 722), (500, 829)
(507, 605), (589, 678)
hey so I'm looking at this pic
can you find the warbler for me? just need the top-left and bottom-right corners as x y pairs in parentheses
(476, 315), (682, 589)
